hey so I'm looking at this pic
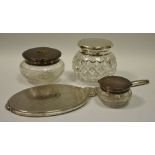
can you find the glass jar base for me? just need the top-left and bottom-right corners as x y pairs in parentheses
(72, 51), (117, 83)
(20, 60), (64, 85)
(96, 88), (132, 108)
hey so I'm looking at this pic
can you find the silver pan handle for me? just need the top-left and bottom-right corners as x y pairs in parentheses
(131, 80), (149, 87)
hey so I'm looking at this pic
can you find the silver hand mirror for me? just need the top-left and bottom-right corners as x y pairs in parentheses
(6, 84), (92, 117)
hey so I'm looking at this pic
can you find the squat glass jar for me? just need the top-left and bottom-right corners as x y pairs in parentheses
(72, 38), (117, 82)
(20, 47), (65, 84)
(97, 76), (149, 108)
(97, 88), (132, 108)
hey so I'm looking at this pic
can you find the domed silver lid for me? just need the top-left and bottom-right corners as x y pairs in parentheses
(98, 76), (149, 94)
(78, 38), (113, 50)
(98, 76), (132, 94)
(22, 47), (61, 66)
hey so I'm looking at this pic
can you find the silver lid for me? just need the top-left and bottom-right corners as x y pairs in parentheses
(22, 47), (61, 66)
(78, 38), (113, 50)
(98, 76), (149, 94)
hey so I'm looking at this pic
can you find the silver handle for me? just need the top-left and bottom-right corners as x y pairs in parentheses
(84, 87), (98, 97)
(131, 80), (149, 87)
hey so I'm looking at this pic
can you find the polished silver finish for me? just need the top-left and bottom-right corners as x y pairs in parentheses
(131, 80), (149, 87)
(78, 38), (113, 50)
(6, 76), (150, 116)
(6, 84), (90, 117)
(98, 76), (149, 94)
(22, 47), (61, 66)
(85, 87), (97, 97)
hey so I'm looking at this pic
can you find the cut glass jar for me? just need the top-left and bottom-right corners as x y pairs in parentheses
(20, 47), (64, 84)
(72, 38), (117, 82)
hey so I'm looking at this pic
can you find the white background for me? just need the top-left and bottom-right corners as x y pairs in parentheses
(0, 0), (155, 155)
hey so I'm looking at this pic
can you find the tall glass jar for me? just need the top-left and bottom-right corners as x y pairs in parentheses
(20, 47), (64, 84)
(72, 38), (117, 82)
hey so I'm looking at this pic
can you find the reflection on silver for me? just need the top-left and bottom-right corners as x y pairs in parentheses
(6, 76), (150, 116)
(6, 84), (90, 117)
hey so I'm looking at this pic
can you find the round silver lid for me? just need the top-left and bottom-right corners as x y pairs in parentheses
(78, 38), (113, 50)
(22, 47), (61, 66)
(98, 76), (132, 94)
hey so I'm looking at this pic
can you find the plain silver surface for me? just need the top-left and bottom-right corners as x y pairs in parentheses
(0, 33), (154, 121)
